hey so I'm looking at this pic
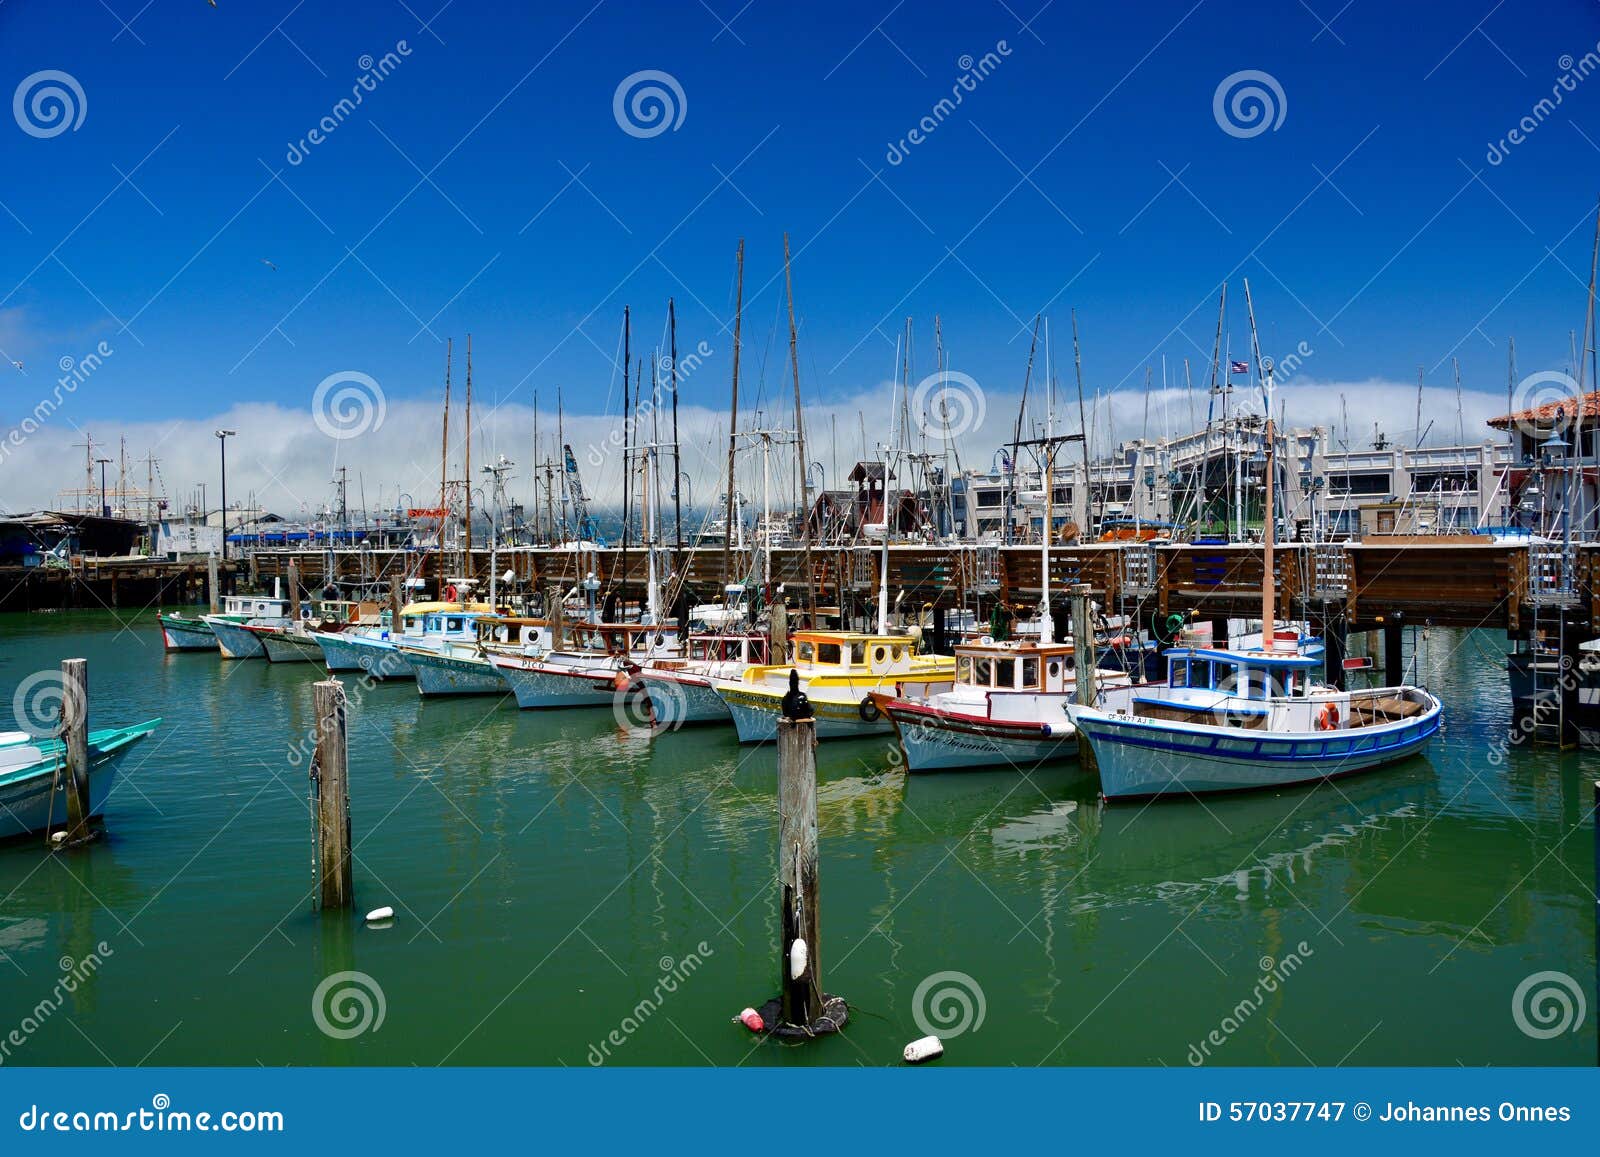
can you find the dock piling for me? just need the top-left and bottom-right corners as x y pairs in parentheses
(753, 671), (847, 1039)
(1070, 583), (1096, 705)
(312, 679), (354, 910)
(206, 553), (219, 614)
(388, 577), (403, 633)
(1382, 615), (1404, 682)
(59, 658), (92, 846)
(288, 559), (302, 621)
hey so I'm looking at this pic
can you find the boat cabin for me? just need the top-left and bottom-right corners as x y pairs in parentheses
(1134, 646), (1322, 729)
(566, 622), (682, 658)
(790, 631), (917, 675)
(221, 593), (290, 618)
(953, 640), (1077, 693)
(477, 616), (555, 651)
(687, 633), (769, 665)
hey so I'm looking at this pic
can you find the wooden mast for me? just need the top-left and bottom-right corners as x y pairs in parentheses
(438, 338), (452, 596)
(784, 232), (815, 619)
(1243, 278), (1275, 650)
(620, 307), (631, 621)
(669, 298), (682, 561)
(463, 334), (473, 586)
(721, 240), (744, 610)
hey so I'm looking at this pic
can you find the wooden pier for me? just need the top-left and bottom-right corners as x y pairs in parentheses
(240, 539), (1582, 637)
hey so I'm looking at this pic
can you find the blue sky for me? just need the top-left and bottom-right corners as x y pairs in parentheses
(2, 0), (1599, 510)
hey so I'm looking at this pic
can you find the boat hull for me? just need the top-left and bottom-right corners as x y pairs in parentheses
(495, 663), (618, 709)
(1070, 704), (1442, 800)
(259, 631), (325, 663)
(719, 685), (892, 743)
(635, 671), (731, 726)
(883, 702), (1075, 772)
(159, 615), (217, 652)
(207, 617), (265, 659)
(408, 651), (508, 697)
(314, 633), (415, 680)
(0, 724), (157, 841)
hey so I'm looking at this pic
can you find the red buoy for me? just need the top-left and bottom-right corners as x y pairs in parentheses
(739, 1007), (764, 1032)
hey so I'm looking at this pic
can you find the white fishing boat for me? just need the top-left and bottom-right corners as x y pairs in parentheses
(634, 632), (772, 726)
(1064, 300), (1442, 800)
(252, 601), (369, 663)
(402, 616), (554, 697)
(312, 601), (492, 680)
(0, 720), (159, 840)
(875, 636), (1136, 771)
(491, 622), (680, 708)
(160, 591), (289, 652)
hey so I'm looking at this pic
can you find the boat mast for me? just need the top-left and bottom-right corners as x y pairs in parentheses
(669, 298), (682, 560)
(620, 307), (631, 622)
(722, 241), (744, 614)
(1070, 309), (1093, 538)
(645, 358), (660, 625)
(784, 232), (815, 620)
(464, 334), (473, 587)
(1243, 278), (1276, 650)
(1041, 319), (1054, 644)
(438, 338), (452, 596)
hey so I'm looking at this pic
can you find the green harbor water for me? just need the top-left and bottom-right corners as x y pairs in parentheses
(0, 609), (1593, 1067)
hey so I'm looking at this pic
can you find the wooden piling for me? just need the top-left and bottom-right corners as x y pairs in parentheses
(388, 576), (403, 632)
(1069, 583), (1096, 705)
(207, 553), (219, 614)
(60, 658), (92, 844)
(288, 559), (302, 622)
(312, 679), (353, 910)
(777, 709), (820, 1028)
(770, 599), (788, 662)
(548, 582), (566, 647)
(1383, 616), (1404, 683)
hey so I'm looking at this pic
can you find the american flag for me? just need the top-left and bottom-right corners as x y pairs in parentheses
(1229, 360), (1249, 374)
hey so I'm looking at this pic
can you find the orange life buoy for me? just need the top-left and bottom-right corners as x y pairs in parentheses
(1317, 704), (1340, 731)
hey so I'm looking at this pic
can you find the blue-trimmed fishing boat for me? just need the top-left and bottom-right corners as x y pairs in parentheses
(0, 720), (160, 840)
(1066, 332), (1441, 800)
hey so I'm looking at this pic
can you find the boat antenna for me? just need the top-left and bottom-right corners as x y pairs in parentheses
(1243, 278), (1277, 650)
(721, 240), (744, 618)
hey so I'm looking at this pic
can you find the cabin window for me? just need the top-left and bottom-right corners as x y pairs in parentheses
(850, 642), (866, 665)
(1047, 659), (1061, 679)
(957, 655), (973, 683)
(797, 642), (814, 662)
(1022, 657), (1039, 688)
(891, 646), (905, 662)
(447, 617), (464, 632)
(1171, 662), (1189, 689)
(1000, 659), (1019, 688)
(872, 645), (889, 668)
(974, 657), (995, 686)
(817, 643), (841, 664)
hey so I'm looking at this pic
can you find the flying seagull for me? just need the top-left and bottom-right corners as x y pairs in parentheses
(260, 258), (277, 271)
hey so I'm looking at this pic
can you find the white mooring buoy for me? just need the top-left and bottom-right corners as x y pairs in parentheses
(788, 937), (808, 981)
(365, 906), (394, 923)
(903, 1035), (944, 1064)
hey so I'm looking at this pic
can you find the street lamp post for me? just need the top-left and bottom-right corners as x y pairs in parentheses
(215, 429), (236, 560)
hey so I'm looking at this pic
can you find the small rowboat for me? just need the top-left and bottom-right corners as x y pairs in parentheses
(0, 720), (160, 841)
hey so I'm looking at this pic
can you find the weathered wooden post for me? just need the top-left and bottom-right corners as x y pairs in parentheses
(312, 679), (353, 910)
(60, 658), (92, 845)
(206, 553), (219, 614)
(770, 599), (788, 662)
(745, 672), (847, 1039)
(1070, 583), (1096, 705)
(1382, 614), (1404, 682)
(547, 582), (565, 648)
(288, 559), (302, 621)
(388, 576), (404, 634)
